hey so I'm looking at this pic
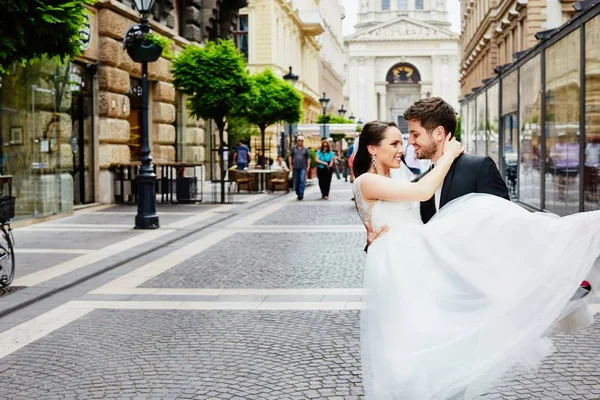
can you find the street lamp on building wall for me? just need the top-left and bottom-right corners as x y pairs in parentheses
(319, 92), (330, 139)
(282, 66), (299, 154)
(127, 0), (159, 229)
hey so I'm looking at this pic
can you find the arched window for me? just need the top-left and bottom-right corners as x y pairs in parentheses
(386, 63), (422, 84)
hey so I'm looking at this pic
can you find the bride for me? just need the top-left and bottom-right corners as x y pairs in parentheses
(353, 121), (600, 399)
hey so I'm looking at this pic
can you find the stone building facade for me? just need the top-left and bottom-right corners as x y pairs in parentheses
(318, 1), (346, 116)
(345, 0), (460, 130)
(460, 0), (577, 97)
(238, 0), (329, 154)
(0, 0), (246, 221)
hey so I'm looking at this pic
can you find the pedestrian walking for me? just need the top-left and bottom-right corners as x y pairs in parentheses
(233, 140), (251, 170)
(316, 141), (335, 199)
(288, 136), (310, 200)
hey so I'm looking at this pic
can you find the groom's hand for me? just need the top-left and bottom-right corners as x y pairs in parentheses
(364, 221), (389, 252)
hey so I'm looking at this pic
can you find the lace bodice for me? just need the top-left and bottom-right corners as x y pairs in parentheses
(353, 165), (423, 230)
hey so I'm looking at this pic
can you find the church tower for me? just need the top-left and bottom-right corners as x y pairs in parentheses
(345, 0), (460, 131)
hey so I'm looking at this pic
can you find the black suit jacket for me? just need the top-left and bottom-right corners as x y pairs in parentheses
(413, 154), (510, 224)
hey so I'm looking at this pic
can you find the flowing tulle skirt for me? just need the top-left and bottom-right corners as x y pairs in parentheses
(361, 194), (600, 399)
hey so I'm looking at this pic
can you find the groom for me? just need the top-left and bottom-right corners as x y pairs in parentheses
(365, 97), (509, 245)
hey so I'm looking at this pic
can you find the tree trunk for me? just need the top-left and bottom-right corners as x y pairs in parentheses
(216, 120), (226, 204)
(260, 125), (266, 165)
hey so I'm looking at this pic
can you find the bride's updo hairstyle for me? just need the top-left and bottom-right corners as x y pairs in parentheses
(353, 121), (398, 178)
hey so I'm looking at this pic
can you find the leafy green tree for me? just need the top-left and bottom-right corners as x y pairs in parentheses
(243, 69), (302, 156)
(0, 0), (94, 72)
(455, 115), (462, 142)
(317, 115), (354, 124)
(172, 40), (250, 202)
(227, 116), (259, 146)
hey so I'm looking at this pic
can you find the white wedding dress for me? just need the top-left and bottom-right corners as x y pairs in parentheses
(354, 163), (600, 400)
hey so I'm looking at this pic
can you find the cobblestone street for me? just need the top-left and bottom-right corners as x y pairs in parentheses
(0, 179), (599, 399)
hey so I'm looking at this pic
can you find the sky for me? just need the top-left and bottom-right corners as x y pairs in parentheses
(342, 0), (462, 36)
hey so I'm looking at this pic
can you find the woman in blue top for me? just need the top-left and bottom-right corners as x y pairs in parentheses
(316, 140), (335, 199)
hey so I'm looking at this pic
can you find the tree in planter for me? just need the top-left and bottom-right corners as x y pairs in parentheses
(172, 40), (250, 203)
(242, 69), (302, 161)
(0, 0), (94, 73)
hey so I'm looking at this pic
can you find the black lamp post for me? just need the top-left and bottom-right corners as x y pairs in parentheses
(319, 92), (330, 139)
(348, 113), (355, 122)
(338, 105), (346, 117)
(282, 66), (299, 153)
(357, 118), (364, 125)
(130, 0), (159, 229)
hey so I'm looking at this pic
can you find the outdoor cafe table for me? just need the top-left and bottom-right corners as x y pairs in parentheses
(245, 169), (277, 192)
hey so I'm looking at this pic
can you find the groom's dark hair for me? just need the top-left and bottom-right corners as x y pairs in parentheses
(403, 97), (457, 138)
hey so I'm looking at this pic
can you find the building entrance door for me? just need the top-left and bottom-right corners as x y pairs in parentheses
(71, 63), (95, 205)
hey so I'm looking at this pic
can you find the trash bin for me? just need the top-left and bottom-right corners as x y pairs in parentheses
(176, 177), (196, 203)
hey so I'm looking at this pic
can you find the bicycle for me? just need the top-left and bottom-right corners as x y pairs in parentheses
(0, 195), (15, 287)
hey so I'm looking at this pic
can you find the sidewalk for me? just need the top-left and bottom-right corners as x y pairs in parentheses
(0, 177), (598, 399)
(0, 187), (278, 317)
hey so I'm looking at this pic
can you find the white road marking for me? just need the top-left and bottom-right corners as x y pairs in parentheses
(15, 249), (94, 255)
(13, 229), (174, 287)
(89, 230), (235, 294)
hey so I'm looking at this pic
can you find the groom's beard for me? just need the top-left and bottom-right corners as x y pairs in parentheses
(415, 140), (437, 160)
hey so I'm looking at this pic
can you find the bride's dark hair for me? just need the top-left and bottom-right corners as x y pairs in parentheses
(353, 121), (398, 178)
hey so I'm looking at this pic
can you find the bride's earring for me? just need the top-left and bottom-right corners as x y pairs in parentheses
(371, 154), (377, 169)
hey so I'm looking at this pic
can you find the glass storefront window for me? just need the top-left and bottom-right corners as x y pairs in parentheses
(460, 103), (467, 144)
(467, 99), (476, 153)
(518, 55), (542, 209)
(487, 83), (500, 165)
(585, 15), (600, 211)
(545, 30), (581, 216)
(0, 60), (74, 219)
(476, 92), (487, 156)
(502, 71), (518, 198)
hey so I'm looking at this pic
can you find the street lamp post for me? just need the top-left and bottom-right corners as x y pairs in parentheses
(318, 92), (330, 139)
(131, 0), (159, 229)
(282, 66), (299, 154)
(348, 113), (355, 123)
(338, 105), (346, 117)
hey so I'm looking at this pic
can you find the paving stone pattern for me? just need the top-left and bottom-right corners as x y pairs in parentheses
(0, 309), (363, 400)
(15, 230), (142, 250)
(16, 252), (80, 279)
(304, 188), (354, 202)
(479, 316), (600, 400)
(142, 232), (366, 289)
(255, 205), (361, 226)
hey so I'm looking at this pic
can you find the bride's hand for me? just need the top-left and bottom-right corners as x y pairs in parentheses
(443, 135), (464, 159)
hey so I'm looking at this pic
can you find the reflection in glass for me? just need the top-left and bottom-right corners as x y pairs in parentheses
(585, 16), (600, 211)
(502, 71), (519, 198)
(467, 100), (476, 153)
(460, 103), (467, 145)
(476, 92), (487, 155)
(0, 60), (74, 219)
(545, 30), (581, 216)
(518, 55), (542, 209)
(487, 83), (500, 165)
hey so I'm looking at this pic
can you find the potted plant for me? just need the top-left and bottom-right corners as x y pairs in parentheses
(123, 24), (172, 63)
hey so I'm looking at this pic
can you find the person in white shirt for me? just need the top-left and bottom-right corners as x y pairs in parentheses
(271, 155), (289, 171)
